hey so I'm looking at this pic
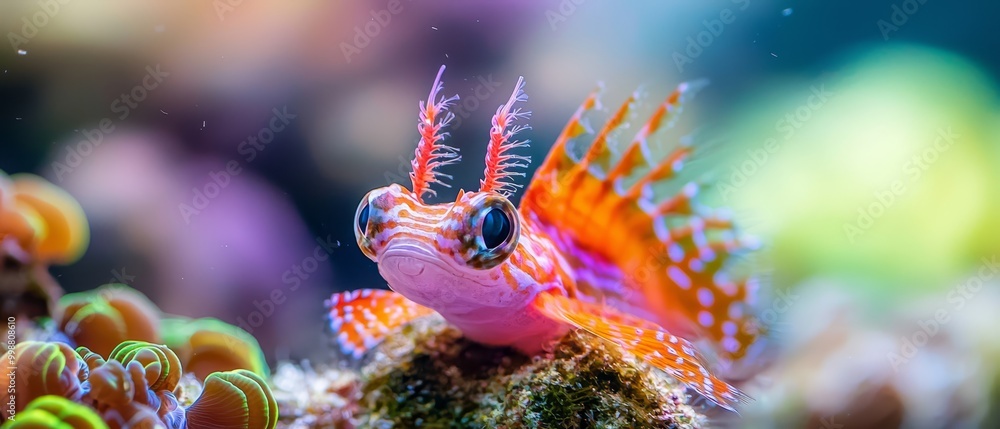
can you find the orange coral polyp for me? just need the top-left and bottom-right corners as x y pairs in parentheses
(10, 174), (90, 264)
(59, 285), (162, 358)
(0, 172), (89, 265)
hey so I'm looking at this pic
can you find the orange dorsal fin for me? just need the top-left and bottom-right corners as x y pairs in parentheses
(577, 92), (636, 173)
(326, 289), (435, 358)
(532, 292), (750, 411)
(524, 87), (600, 200)
(520, 81), (760, 362)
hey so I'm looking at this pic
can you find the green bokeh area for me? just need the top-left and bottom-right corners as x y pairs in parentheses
(710, 45), (1000, 308)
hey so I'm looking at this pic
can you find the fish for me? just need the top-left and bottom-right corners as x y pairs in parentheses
(326, 65), (759, 411)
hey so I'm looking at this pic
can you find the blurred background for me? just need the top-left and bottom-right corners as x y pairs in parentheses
(1, 1), (998, 427)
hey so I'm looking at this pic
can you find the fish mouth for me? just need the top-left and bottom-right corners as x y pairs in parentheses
(377, 241), (503, 316)
(378, 242), (452, 274)
(377, 242), (462, 304)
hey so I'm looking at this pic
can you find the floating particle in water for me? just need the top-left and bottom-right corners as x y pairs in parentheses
(770, 52), (778, 57)
(431, 26), (439, 30)
(782, 8), (793, 16)
(160, 109), (169, 115)
(17, 49), (27, 55)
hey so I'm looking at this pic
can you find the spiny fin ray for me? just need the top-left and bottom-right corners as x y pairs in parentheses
(609, 81), (705, 184)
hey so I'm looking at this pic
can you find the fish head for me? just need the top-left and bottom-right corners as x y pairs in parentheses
(354, 184), (531, 316)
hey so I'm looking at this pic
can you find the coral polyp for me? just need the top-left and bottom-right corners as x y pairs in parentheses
(0, 342), (87, 420)
(0, 171), (89, 323)
(107, 341), (183, 392)
(53, 284), (268, 382)
(3, 395), (108, 429)
(161, 317), (269, 380)
(84, 358), (173, 428)
(0, 172), (89, 265)
(60, 285), (162, 358)
(2, 340), (278, 429)
(4, 174), (89, 265)
(186, 369), (279, 429)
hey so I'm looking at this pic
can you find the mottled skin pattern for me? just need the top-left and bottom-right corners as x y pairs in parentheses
(328, 65), (756, 411)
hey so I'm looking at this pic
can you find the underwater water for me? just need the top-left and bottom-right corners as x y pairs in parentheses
(1, 1), (998, 428)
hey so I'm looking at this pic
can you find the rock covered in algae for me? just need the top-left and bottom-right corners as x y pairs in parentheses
(357, 316), (704, 429)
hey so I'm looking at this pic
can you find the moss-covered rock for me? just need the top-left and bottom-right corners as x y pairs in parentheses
(359, 316), (702, 429)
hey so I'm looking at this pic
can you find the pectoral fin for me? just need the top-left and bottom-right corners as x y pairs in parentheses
(325, 289), (435, 358)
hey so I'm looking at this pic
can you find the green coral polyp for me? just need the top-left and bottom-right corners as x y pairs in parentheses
(108, 340), (183, 392)
(161, 317), (270, 380)
(187, 369), (279, 429)
(1, 395), (108, 429)
(59, 284), (162, 358)
(2, 338), (278, 428)
(0, 341), (87, 420)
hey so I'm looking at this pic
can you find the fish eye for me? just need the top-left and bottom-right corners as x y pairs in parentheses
(465, 196), (520, 270)
(357, 201), (370, 235)
(354, 192), (378, 261)
(481, 208), (512, 249)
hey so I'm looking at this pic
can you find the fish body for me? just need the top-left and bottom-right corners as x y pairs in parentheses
(329, 65), (758, 410)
